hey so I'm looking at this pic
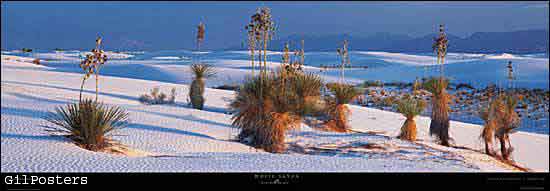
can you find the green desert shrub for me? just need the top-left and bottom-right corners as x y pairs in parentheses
(323, 83), (361, 132)
(139, 87), (176, 105)
(189, 63), (215, 110)
(43, 99), (129, 151)
(396, 96), (426, 141)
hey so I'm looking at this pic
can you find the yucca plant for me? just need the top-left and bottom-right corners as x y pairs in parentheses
(231, 70), (323, 153)
(423, 77), (452, 146)
(189, 63), (215, 110)
(479, 94), (521, 160)
(323, 83), (361, 132)
(231, 74), (295, 153)
(43, 99), (129, 151)
(396, 96), (426, 141)
(495, 94), (520, 160)
(479, 100), (498, 156)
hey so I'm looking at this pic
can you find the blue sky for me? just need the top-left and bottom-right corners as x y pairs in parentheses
(2, 1), (548, 50)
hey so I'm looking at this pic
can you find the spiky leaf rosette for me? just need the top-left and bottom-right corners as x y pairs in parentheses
(43, 99), (129, 151)
(396, 96), (426, 119)
(329, 83), (361, 105)
(190, 63), (216, 79)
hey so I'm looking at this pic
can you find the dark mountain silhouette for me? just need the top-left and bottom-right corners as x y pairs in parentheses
(226, 29), (549, 54)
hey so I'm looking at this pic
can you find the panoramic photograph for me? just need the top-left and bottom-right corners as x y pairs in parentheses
(1, 1), (548, 178)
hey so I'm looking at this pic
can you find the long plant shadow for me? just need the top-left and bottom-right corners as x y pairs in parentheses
(1, 133), (67, 142)
(1, 106), (50, 119)
(3, 92), (70, 105)
(126, 123), (217, 140)
(129, 109), (232, 128)
(167, 102), (230, 115)
(2, 80), (137, 102)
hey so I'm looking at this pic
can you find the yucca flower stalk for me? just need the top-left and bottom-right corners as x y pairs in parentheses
(245, 21), (259, 76)
(336, 40), (350, 83)
(433, 24), (448, 75)
(396, 96), (426, 141)
(79, 36), (108, 103)
(189, 63), (216, 110)
(197, 22), (205, 51)
(250, 7), (275, 78)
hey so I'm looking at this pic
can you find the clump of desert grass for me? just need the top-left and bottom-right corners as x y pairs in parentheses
(423, 77), (452, 146)
(479, 94), (520, 160)
(43, 98), (129, 151)
(322, 83), (361, 132)
(230, 69), (323, 153)
(139, 87), (176, 105)
(395, 96), (426, 141)
(189, 63), (215, 110)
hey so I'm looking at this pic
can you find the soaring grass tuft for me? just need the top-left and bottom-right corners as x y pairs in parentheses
(43, 99), (129, 151)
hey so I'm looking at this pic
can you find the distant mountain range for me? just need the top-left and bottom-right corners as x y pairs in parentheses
(226, 29), (549, 54)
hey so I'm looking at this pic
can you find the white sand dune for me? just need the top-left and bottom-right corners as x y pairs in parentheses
(1, 55), (547, 172)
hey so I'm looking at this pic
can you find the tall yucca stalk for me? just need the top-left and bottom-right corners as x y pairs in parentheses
(336, 40), (350, 83)
(433, 24), (448, 75)
(324, 83), (361, 132)
(396, 96), (426, 141)
(245, 21), (259, 76)
(79, 36), (108, 103)
(189, 63), (216, 110)
(250, 7), (275, 78)
(423, 77), (452, 146)
(197, 22), (205, 51)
